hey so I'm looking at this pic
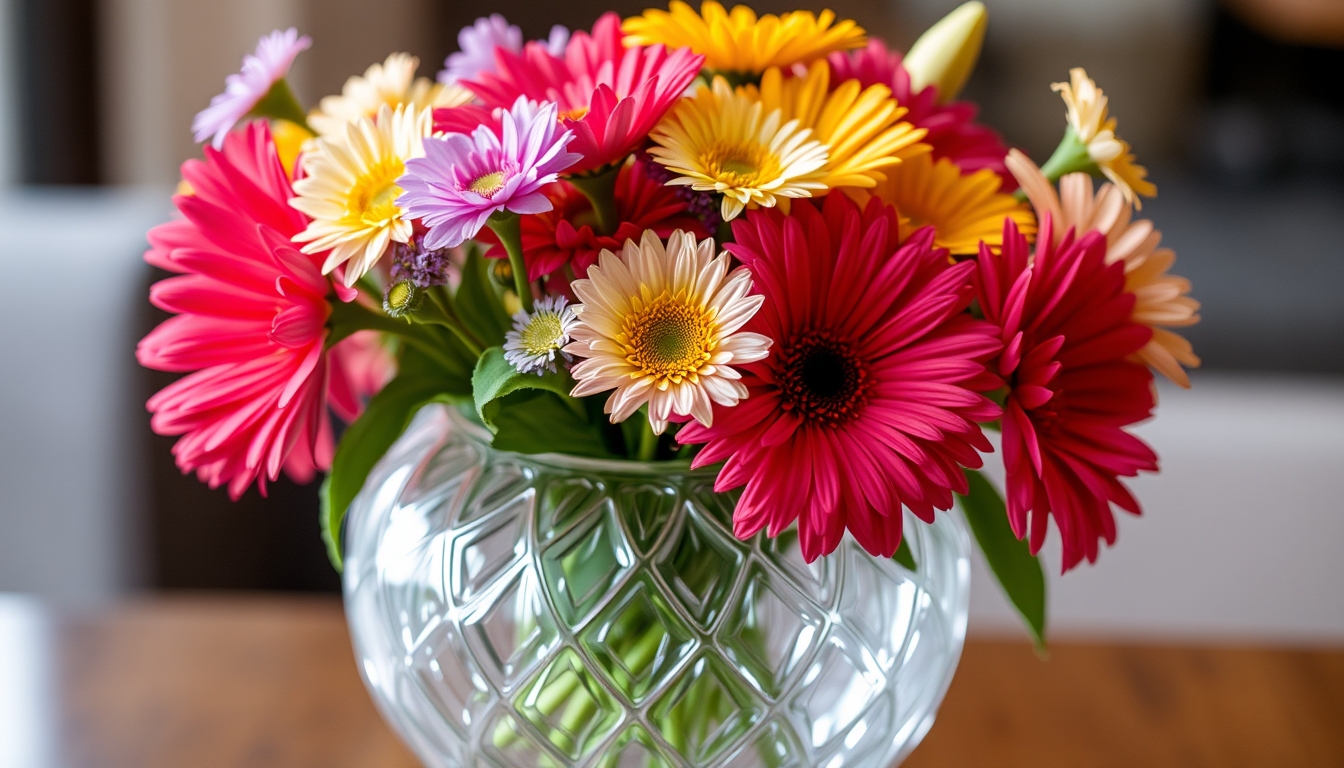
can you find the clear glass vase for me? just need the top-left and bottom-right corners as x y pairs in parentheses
(343, 405), (970, 768)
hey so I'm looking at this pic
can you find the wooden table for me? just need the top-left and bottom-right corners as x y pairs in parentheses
(28, 596), (1344, 767)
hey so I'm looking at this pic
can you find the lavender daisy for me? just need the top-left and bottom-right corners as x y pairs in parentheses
(438, 15), (570, 85)
(192, 28), (311, 148)
(396, 97), (582, 250)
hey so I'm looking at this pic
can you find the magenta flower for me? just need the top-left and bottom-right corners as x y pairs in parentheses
(192, 28), (310, 149)
(396, 97), (581, 249)
(438, 14), (569, 85)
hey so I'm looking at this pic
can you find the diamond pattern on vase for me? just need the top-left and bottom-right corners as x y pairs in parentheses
(412, 625), (493, 736)
(837, 541), (920, 672)
(400, 441), (482, 509)
(722, 718), (805, 768)
(451, 507), (529, 604)
(614, 483), (680, 554)
(459, 461), (535, 527)
(466, 567), (562, 692)
(539, 510), (634, 626)
(757, 530), (838, 610)
(892, 592), (949, 723)
(656, 505), (744, 630)
(821, 692), (894, 766)
(684, 480), (737, 531)
(648, 654), (767, 764)
(483, 711), (568, 768)
(719, 563), (823, 699)
(578, 575), (698, 706)
(536, 477), (614, 545)
(514, 648), (624, 761)
(791, 630), (885, 754)
(596, 724), (678, 768)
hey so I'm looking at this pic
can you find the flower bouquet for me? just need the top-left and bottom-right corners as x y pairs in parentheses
(139, 2), (1199, 765)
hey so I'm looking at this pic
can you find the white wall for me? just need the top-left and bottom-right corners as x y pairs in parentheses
(969, 372), (1344, 643)
(0, 189), (170, 604)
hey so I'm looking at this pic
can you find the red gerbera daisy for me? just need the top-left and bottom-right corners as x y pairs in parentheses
(463, 13), (704, 175)
(829, 40), (1015, 190)
(478, 160), (710, 282)
(978, 216), (1159, 572)
(678, 194), (1003, 562)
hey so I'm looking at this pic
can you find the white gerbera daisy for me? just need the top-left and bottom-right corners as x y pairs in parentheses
(290, 103), (432, 287)
(565, 229), (772, 434)
(504, 295), (578, 375)
(308, 53), (473, 138)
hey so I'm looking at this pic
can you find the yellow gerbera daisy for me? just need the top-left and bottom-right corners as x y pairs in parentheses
(856, 151), (1036, 255)
(565, 229), (771, 434)
(1051, 67), (1156, 207)
(739, 59), (929, 190)
(308, 53), (472, 138)
(1007, 149), (1199, 386)
(622, 0), (865, 75)
(649, 77), (829, 221)
(290, 103), (432, 286)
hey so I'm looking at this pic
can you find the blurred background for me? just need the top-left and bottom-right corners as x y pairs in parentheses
(0, 0), (1340, 640)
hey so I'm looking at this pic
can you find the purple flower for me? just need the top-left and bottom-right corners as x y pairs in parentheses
(389, 236), (454, 288)
(192, 28), (310, 149)
(397, 97), (581, 249)
(438, 14), (569, 84)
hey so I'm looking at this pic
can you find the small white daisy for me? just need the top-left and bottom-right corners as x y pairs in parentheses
(504, 295), (578, 375)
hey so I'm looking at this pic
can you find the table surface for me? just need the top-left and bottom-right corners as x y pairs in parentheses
(30, 596), (1344, 768)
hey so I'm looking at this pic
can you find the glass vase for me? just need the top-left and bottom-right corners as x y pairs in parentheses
(343, 405), (970, 768)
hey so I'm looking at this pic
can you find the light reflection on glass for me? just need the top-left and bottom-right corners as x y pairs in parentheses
(0, 594), (54, 768)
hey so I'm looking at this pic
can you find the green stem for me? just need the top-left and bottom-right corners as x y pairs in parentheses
(1038, 126), (1096, 183)
(424, 288), (486, 356)
(327, 299), (459, 372)
(636, 418), (659, 462)
(567, 163), (623, 237)
(485, 211), (534, 313)
(248, 78), (311, 133)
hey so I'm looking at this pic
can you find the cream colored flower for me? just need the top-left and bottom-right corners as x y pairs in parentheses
(1052, 67), (1156, 207)
(1008, 149), (1199, 386)
(290, 103), (432, 286)
(648, 77), (829, 221)
(308, 53), (472, 138)
(565, 230), (772, 434)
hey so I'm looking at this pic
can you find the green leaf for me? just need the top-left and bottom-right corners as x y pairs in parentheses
(471, 346), (575, 433)
(321, 373), (469, 570)
(490, 390), (613, 458)
(958, 469), (1047, 648)
(893, 537), (917, 571)
(455, 245), (512, 348)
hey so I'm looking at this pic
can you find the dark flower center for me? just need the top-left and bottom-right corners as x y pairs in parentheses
(777, 329), (869, 427)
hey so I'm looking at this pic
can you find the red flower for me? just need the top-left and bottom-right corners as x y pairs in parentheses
(478, 160), (709, 281)
(463, 13), (704, 175)
(978, 216), (1158, 571)
(829, 40), (1015, 190)
(678, 194), (1002, 562)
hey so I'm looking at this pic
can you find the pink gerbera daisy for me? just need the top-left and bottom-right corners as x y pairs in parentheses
(476, 159), (710, 282)
(829, 40), (1014, 189)
(138, 123), (350, 499)
(463, 12), (704, 175)
(978, 216), (1159, 572)
(396, 97), (581, 249)
(678, 194), (1003, 562)
(193, 28), (311, 149)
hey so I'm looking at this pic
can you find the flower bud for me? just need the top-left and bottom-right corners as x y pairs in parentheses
(383, 279), (422, 319)
(903, 1), (988, 104)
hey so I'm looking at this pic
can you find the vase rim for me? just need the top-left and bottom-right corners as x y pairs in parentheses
(440, 405), (721, 478)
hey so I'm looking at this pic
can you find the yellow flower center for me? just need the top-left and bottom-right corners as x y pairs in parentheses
(468, 171), (506, 198)
(619, 291), (716, 386)
(347, 159), (405, 227)
(561, 106), (590, 122)
(699, 140), (780, 187)
(520, 312), (565, 356)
